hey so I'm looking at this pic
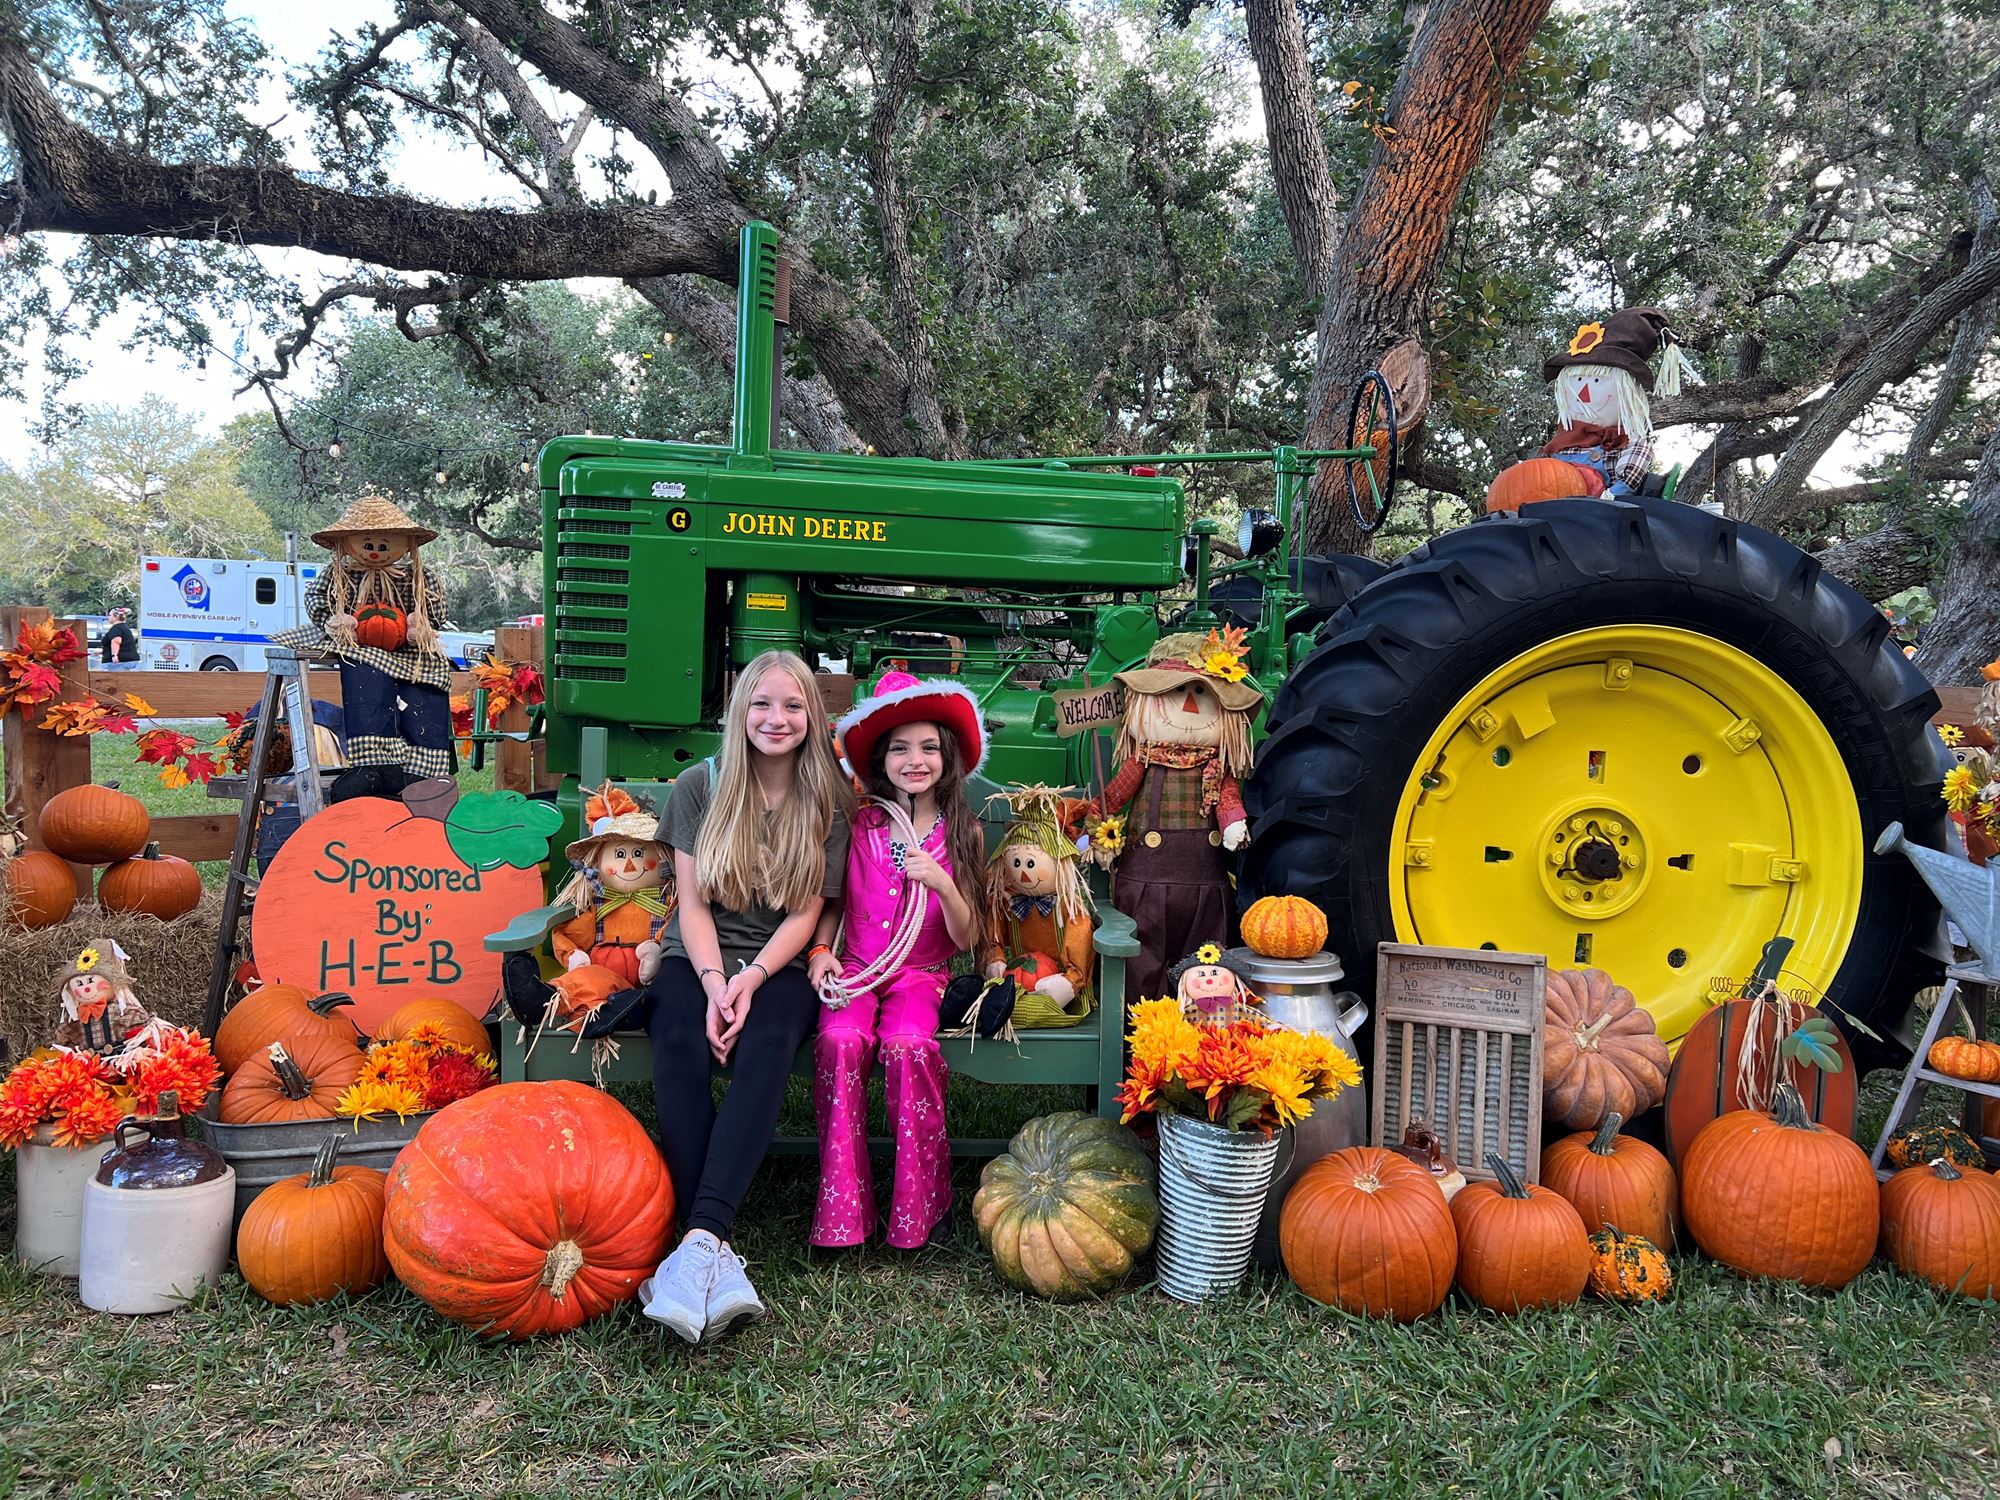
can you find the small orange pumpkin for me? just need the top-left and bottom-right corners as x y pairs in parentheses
(5, 849), (78, 929)
(236, 1133), (389, 1306)
(40, 782), (150, 864)
(215, 985), (364, 1075)
(1539, 1111), (1679, 1248)
(97, 841), (202, 920)
(1484, 457), (1601, 514)
(218, 1037), (363, 1124)
(376, 997), (490, 1056)
(1239, 895), (1328, 960)
(1879, 1157), (2000, 1300)
(1449, 1152), (1592, 1313)
(1929, 1036), (2000, 1084)
(353, 601), (409, 651)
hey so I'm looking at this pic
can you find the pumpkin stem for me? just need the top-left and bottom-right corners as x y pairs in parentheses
(1485, 1151), (1532, 1199)
(1770, 1079), (1814, 1130)
(137, 841), (162, 861)
(307, 1132), (343, 1187)
(1929, 1156), (1964, 1182)
(309, 991), (357, 1018)
(1589, 1113), (1624, 1154)
(541, 1239), (585, 1300)
(1574, 1012), (1614, 1048)
(268, 1042), (313, 1101)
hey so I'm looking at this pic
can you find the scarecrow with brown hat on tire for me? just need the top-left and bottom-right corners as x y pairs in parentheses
(272, 494), (453, 798)
(1087, 626), (1263, 1000)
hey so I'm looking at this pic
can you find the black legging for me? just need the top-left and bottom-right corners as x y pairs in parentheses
(647, 954), (818, 1239)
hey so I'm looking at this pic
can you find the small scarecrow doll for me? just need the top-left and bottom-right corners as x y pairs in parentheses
(272, 495), (452, 796)
(948, 785), (1095, 1033)
(1485, 307), (1700, 513)
(1089, 627), (1262, 1000)
(502, 782), (674, 1038)
(54, 940), (158, 1054)
(1172, 943), (1261, 1024)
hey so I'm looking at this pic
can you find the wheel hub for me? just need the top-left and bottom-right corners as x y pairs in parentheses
(1539, 807), (1648, 918)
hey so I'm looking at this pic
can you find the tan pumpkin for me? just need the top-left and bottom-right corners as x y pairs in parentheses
(1239, 895), (1328, 960)
(236, 1133), (389, 1306)
(376, 997), (491, 1056)
(218, 1036), (363, 1124)
(1542, 968), (1669, 1130)
(39, 782), (150, 864)
(98, 841), (202, 920)
(5, 849), (78, 929)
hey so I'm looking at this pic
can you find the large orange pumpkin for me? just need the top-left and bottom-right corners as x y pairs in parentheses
(1449, 1153), (1591, 1313)
(1679, 1081), (1878, 1289)
(5, 849), (78, 929)
(376, 997), (491, 1056)
(1542, 968), (1670, 1131)
(218, 1036), (364, 1124)
(215, 985), (364, 1075)
(1239, 895), (1328, 960)
(1539, 1112), (1679, 1248)
(1879, 1157), (2000, 1300)
(236, 1133), (389, 1306)
(1280, 1146), (1458, 1322)
(98, 841), (202, 920)
(40, 782), (150, 864)
(383, 1081), (674, 1338)
(1484, 457), (1601, 514)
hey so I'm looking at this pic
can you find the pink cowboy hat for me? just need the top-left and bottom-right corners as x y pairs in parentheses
(836, 669), (989, 780)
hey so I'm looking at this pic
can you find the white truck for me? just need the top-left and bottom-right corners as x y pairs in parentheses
(138, 554), (493, 671)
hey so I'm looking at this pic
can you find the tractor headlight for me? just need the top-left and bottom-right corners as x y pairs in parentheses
(1238, 508), (1283, 558)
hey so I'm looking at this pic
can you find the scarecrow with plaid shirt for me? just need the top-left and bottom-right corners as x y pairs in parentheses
(273, 495), (453, 796)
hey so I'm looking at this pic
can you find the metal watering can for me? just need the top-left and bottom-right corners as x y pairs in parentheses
(1875, 821), (2000, 970)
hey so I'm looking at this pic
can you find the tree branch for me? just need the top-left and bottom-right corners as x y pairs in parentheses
(1813, 516), (1935, 600)
(464, 499), (541, 552)
(1908, 176), (1999, 476)
(1244, 0), (1336, 298)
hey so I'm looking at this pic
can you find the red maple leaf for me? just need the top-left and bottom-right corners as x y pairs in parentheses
(11, 660), (63, 707)
(219, 710), (246, 730)
(96, 709), (139, 735)
(179, 753), (221, 785)
(45, 627), (84, 666)
(135, 729), (195, 765)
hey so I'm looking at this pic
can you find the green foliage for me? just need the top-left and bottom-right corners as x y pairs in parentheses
(0, 398), (279, 614)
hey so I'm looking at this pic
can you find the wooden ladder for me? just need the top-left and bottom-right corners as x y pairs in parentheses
(198, 648), (338, 1036)
(1868, 959), (2000, 1177)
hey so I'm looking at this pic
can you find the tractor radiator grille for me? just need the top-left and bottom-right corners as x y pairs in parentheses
(558, 541), (631, 560)
(578, 497), (634, 512)
(560, 664), (626, 682)
(559, 614), (627, 633)
(559, 639), (626, 659)
(558, 566), (627, 585)
(565, 518), (634, 536)
(557, 590), (628, 611)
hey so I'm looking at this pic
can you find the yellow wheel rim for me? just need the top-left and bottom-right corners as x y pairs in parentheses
(1390, 627), (1861, 1043)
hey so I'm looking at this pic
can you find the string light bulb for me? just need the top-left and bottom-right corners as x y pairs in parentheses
(195, 353), (208, 383)
(327, 426), (343, 460)
(433, 450), (449, 486)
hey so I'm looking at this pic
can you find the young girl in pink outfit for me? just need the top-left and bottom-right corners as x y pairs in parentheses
(808, 671), (987, 1248)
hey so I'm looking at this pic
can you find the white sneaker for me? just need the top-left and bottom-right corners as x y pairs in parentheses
(703, 1243), (766, 1341)
(638, 1234), (721, 1344)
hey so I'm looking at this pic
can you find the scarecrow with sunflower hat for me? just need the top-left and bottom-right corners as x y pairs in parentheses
(54, 940), (158, 1054)
(1485, 307), (1700, 513)
(1088, 626), (1263, 999)
(272, 494), (453, 795)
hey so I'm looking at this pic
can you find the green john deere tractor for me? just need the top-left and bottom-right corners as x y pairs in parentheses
(530, 222), (1948, 1065)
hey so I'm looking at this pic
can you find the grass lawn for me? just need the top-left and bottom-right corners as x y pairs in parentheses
(2, 1067), (1998, 1498)
(2, 750), (1995, 1494)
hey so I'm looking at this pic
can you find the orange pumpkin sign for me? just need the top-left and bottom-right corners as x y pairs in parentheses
(251, 796), (544, 1033)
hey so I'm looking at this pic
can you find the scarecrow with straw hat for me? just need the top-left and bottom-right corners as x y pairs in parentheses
(953, 784), (1096, 1035)
(54, 939), (158, 1054)
(1486, 307), (1700, 513)
(271, 494), (452, 796)
(501, 782), (676, 1038)
(1087, 626), (1263, 999)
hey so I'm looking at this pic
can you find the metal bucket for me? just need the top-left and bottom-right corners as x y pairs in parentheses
(1154, 1111), (1282, 1302)
(199, 1106), (435, 1230)
(1227, 948), (1369, 1266)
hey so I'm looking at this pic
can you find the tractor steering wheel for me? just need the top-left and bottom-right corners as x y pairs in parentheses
(1344, 370), (1400, 536)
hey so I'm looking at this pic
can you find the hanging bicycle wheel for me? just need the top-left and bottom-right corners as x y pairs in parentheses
(1344, 371), (1399, 536)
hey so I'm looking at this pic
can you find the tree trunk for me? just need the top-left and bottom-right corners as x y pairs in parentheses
(1243, 0), (1337, 301)
(1814, 519), (1934, 601)
(1915, 429), (2000, 685)
(1296, 0), (1555, 555)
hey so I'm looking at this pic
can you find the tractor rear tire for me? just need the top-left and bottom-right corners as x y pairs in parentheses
(1191, 554), (1389, 637)
(1241, 498), (1949, 1072)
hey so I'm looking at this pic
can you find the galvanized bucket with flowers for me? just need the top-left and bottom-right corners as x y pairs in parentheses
(1117, 945), (1363, 1301)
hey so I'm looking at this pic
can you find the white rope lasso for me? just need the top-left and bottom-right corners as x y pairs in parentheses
(816, 796), (932, 1011)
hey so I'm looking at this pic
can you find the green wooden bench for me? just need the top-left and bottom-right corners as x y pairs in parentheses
(484, 730), (1135, 1149)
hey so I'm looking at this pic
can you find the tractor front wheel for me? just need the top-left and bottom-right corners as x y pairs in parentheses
(1241, 498), (1949, 1069)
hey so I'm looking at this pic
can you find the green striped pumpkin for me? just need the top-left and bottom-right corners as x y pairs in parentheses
(973, 1112), (1157, 1301)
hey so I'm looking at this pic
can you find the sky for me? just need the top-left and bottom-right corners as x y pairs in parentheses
(0, 2), (1848, 486)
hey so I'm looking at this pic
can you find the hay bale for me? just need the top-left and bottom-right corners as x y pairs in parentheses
(0, 889), (222, 1060)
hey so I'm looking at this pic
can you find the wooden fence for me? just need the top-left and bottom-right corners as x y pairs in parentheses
(0, 607), (547, 887)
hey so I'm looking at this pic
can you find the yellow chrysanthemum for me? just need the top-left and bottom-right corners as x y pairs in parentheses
(1939, 724), (1965, 747)
(1127, 997), (1201, 1074)
(335, 1077), (424, 1122)
(1244, 1058), (1315, 1129)
(1944, 765), (1982, 812)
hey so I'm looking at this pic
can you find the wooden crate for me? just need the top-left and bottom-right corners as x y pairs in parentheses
(1371, 943), (1547, 1183)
